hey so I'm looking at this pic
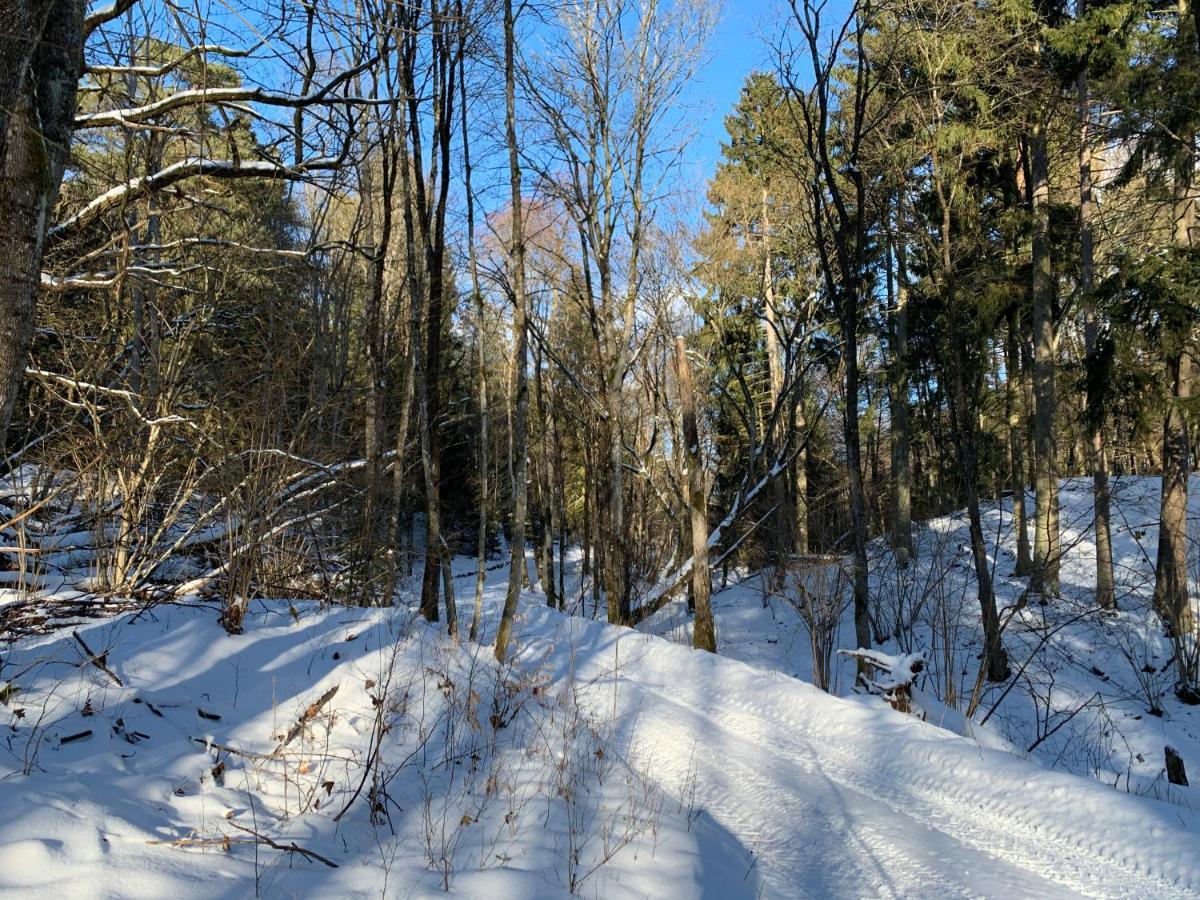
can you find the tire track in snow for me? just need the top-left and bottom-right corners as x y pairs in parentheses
(519, 613), (1199, 899)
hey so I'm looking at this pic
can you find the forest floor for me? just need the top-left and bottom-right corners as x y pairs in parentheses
(0, 477), (1199, 897)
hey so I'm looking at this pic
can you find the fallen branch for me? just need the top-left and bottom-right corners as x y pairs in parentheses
(149, 826), (338, 868)
(275, 684), (339, 753)
(227, 822), (339, 867)
(72, 630), (124, 686)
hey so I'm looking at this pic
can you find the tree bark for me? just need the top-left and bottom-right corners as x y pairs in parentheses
(1153, 0), (1196, 643)
(0, 0), (86, 455)
(950, 351), (1010, 682)
(1077, 49), (1116, 610)
(495, 0), (530, 661)
(889, 195), (914, 564)
(1029, 126), (1060, 596)
(460, 45), (489, 641)
(675, 337), (715, 652)
(1006, 306), (1033, 575)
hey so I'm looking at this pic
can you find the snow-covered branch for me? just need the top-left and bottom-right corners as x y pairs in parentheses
(86, 44), (255, 78)
(75, 54), (384, 130)
(48, 156), (339, 241)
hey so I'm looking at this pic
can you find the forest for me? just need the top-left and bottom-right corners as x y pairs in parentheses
(1, 0), (1200, 895)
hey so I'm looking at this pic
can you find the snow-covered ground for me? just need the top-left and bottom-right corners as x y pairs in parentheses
(1, 477), (1200, 897)
(646, 476), (1200, 801)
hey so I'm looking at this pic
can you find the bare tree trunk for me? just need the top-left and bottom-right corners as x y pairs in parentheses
(1155, 0), (1196, 642)
(406, 1), (459, 630)
(784, 0), (874, 663)
(0, 0), (85, 455)
(460, 46), (489, 641)
(675, 337), (715, 652)
(1077, 49), (1116, 610)
(581, 446), (592, 579)
(362, 143), (396, 574)
(950, 353), (1010, 681)
(761, 186), (797, 562)
(1030, 126), (1060, 596)
(495, 0), (530, 661)
(844, 295), (872, 657)
(1155, 353), (1192, 632)
(553, 403), (567, 609)
(533, 346), (556, 607)
(889, 195), (914, 564)
(441, 541), (457, 638)
(389, 85), (422, 596)
(1006, 306), (1033, 575)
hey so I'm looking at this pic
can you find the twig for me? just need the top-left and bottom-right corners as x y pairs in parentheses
(191, 736), (270, 760)
(1026, 692), (1101, 754)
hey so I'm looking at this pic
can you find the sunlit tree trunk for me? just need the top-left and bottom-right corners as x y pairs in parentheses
(675, 337), (715, 651)
(1029, 126), (1060, 596)
(495, 0), (530, 661)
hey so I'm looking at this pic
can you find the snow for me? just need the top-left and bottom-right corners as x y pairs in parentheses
(645, 476), (1200, 798)
(1, 477), (1200, 896)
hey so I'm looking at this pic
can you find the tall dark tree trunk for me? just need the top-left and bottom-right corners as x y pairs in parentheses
(533, 346), (556, 607)
(950, 349), (1010, 682)
(761, 186), (803, 561)
(389, 85), (422, 595)
(1155, 353), (1192, 635)
(0, 0), (85, 456)
(407, 1), (458, 634)
(1154, 0), (1197, 643)
(1077, 49), (1116, 610)
(844, 286), (872, 657)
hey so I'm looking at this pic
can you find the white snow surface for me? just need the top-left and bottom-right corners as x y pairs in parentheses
(1, 477), (1200, 897)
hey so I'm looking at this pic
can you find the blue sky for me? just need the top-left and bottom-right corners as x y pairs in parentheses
(678, 2), (779, 183)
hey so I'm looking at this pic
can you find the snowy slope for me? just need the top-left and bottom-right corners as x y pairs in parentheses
(519, 606), (1200, 899)
(1, 542), (1199, 899)
(645, 476), (1200, 801)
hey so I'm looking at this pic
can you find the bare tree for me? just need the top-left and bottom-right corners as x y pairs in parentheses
(520, 0), (712, 625)
(779, 0), (881, 662)
(675, 337), (715, 651)
(495, 0), (530, 661)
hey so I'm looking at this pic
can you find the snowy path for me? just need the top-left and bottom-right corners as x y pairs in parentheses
(515, 606), (1200, 899)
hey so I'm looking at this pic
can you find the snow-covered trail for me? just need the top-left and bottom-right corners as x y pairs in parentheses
(507, 602), (1200, 899)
